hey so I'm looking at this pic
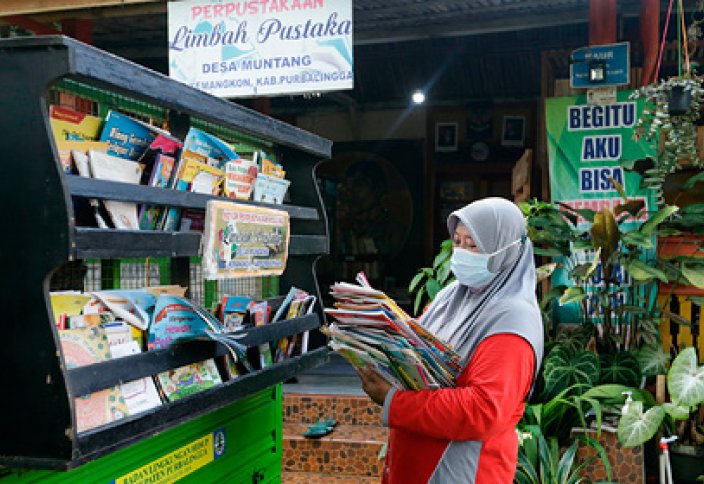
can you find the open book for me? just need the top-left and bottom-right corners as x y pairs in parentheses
(323, 273), (462, 391)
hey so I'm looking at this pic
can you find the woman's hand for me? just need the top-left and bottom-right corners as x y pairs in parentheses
(356, 365), (392, 406)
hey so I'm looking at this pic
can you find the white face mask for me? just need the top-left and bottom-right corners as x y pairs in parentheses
(450, 237), (523, 288)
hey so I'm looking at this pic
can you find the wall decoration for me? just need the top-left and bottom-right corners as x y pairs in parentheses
(501, 115), (526, 147)
(435, 122), (458, 152)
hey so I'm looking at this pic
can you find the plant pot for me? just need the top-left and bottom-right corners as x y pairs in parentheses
(669, 86), (693, 116)
(670, 443), (704, 484)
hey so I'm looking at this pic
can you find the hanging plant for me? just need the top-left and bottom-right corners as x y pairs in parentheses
(627, 0), (704, 205)
(630, 76), (704, 204)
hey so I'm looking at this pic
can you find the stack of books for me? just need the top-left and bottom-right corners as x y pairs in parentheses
(323, 273), (462, 390)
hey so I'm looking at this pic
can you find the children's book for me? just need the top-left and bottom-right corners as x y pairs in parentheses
(49, 292), (91, 328)
(155, 360), (222, 402)
(88, 151), (143, 229)
(50, 105), (103, 144)
(253, 174), (290, 205)
(99, 110), (168, 161)
(137, 134), (183, 185)
(223, 155), (258, 200)
(54, 139), (108, 174)
(87, 290), (155, 331)
(160, 159), (224, 231)
(182, 127), (239, 169)
(72, 150), (110, 228)
(219, 296), (253, 332)
(138, 154), (176, 230)
(148, 294), (221, 350)
(59, 326), (129, 432)
(110, 340), (162, 415)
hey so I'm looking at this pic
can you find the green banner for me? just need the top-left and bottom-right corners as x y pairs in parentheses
(545, 91), (656, 325)
(547, 90), (655, 215)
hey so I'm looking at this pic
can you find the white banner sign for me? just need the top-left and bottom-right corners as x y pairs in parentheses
(168, 0), (353, 97)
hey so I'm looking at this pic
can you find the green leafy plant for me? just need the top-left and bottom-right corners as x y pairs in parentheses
(629, 75), (704, 205)
(408, 239), (454, 315)
(515, 427), (607, 484)
(520, 197), (677, 357)
(618, 347), (704, 447)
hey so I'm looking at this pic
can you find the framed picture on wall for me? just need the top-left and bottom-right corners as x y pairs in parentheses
(501, 115), (525, 147)
(435, 122), (458, 152)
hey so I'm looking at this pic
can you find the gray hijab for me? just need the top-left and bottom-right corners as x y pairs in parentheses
(419, 197), (544, 386)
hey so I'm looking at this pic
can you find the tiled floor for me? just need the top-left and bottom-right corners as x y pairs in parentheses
(281, 472), (380, 483)
(282, 354), (385, 482)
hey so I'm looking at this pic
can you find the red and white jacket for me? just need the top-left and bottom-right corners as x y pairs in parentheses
(381, 333), (535, 483)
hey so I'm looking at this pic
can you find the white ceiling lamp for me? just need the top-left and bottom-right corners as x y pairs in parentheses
(412, 89), (425, 104)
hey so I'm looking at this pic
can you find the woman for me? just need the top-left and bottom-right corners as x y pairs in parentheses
(358, 197), (544, 483)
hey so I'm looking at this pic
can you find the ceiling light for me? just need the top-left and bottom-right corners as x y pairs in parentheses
(412, 90), (425, 104)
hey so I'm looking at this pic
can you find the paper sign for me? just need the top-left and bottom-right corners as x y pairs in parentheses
(201, 200), (289, 279)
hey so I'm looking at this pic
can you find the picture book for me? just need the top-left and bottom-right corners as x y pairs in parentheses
(68, 312), (116, 329)
(223, 155), (258, 200)
(253, 174), (291, 205)
(59, 326), (129, 433)
(88, 150), (143, 229)
(155, 359), (222, 402)
(87, 290), (155, 331)
(250, 300), (273, 368)
(138, 153), (176, 230)
(109, 341), (162, 415)
(49, 292), (91, 327)
(50, 105), (103, 144)
(54, 139), (108, 174)
(182, 127), (239, 169)
(219, 296), (253, 332)
(99, 110), (166, 161)
(161, 159), (224, 231)
(148, 294), (221, 350)
(137, 134), (182, 186)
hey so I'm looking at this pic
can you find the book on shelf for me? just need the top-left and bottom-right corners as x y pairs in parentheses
(88, 150), (143, 229)
(182, 127), (239, 169)
(160, 157), (224, 232)
(49, 105), (103, 144)
(109, 340), (163, 414)
(99, 110), (171, 161)
(137, 153), (176, 230)
(155, 359), (223, 402)
(323, 272), (462, 391)
(58, 326), (129, 433)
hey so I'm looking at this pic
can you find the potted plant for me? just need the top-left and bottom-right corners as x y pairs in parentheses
(617, 346), (704, 483)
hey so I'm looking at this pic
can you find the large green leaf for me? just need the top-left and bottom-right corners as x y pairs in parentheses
(635, 343), (670, 377)
(640, 205), (679, 236)
(425, 278), (443, 300)
(667, 347), (704, 407)
(617, 401), (665, 447)
(662, 402), (691, 420)
(536, 263), (558, 284)
(408, 272), (425, 292)
(559, 286), (587, 306)
(621, 231), (654, 249)
(682, 263), (704, 289)
(543, 350), (600, 399)
(599, 352), (642, 387)
(625, 259), (669, 283)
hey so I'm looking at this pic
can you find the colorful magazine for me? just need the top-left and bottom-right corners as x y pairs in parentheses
(99, 110), (166, 161)
(59, 326), (129, 432)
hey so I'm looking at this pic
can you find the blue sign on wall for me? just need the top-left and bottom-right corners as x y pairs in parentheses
(570, 42), (630, 88)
